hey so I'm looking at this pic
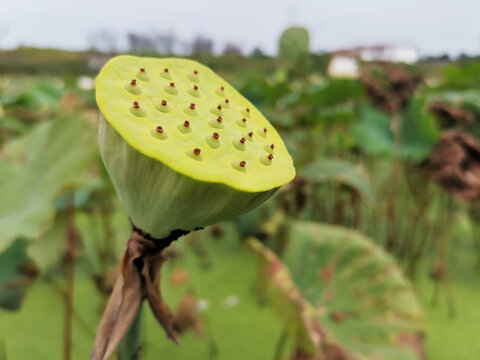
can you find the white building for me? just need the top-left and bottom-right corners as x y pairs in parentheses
(327, 45), (418, 79)
(327, 54), (360, 79)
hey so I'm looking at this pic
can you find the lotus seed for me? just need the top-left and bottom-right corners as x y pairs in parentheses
(125, 79), (142, 95)
(236, 117), (247, 128)
(137, 68), (150, 81)
(130, 101), (146, 117)
(161, 68), (172, 80)
(156, 99), (171, 113)
(165, 82), (178, 95)
(206, 132), (221, 149)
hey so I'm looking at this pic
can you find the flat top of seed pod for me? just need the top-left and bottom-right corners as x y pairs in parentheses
(95, 55), (295, 192)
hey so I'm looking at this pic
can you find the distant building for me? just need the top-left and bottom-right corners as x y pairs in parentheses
(356, 44), (418, 64)
(327, 44), (418, 79)
(327, 54), (359, 79)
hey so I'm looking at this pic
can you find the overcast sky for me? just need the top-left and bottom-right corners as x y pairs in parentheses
(1, 0), (479, 56)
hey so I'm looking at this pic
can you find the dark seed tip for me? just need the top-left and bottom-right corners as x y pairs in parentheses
(190, 103), (195, 109)
(194, 85), (198, 90)
(161, 100), (167, 106)
(140, 68), (145, 73)
(213, 132), (219, 139)
(164, 68), (169, 73)
(217, 105), (222, 110)
(130, 79), (137, 86)
(133, 101), (140, 109)
(248, 132), (253, 137)
(217, 116), (223, 123)
(240, 160), (246, 167)
(184, 120), (190, 127)
(156, 126), (163, 133)
(242, 118), (247, 123)
(270, 144), (275, 149)
(170, 82), (175, 87)
(268, 154), (273, 160)
(193, 70), (198, 75)
(240, 137), (246, 144)
(193, 148), (201, 155)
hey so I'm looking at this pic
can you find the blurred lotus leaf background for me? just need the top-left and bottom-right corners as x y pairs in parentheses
(1, 1), (480, 359)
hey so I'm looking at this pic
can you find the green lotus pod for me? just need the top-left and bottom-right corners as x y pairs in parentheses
(278, 26), (310, 63)
(96, 55), (295, 239)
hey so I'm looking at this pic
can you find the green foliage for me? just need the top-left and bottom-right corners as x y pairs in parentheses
(283, 221), (425, 360)
(439, 61), (480, 90)
(0, 239), (37, 310)
(0, 114), (97, 251)
(351, 98), (439, 160)
(147, 226), (288, 359)
(303, 159), (375, 202)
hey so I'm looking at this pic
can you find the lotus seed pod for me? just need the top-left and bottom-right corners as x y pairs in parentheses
(278, 26), (310, 63)
(96, 55), (295, 239)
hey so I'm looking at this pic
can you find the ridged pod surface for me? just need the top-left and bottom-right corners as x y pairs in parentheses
(96, 55), (295, 238)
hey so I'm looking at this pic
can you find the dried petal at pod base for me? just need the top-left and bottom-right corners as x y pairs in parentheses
(96, 55), (295, 239)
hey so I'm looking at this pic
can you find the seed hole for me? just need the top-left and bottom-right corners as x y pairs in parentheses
(160, 68), (172, 80)
(187, 147), (203, 160)
(232, 160), (247, 172)
(151, 125), (168, 140)
(137, 68), (150, 82)
(206, 132), (220, 149)
(129, 101), (146, 117)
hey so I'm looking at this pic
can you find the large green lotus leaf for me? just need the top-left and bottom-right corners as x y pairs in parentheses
(75, 205), (130, 275)
(283, 221), (425, 360)
(0, 238), (38, 310)
(247, 237), (353, 359)
(26, 214), (67, 274)
(351, 98), (439, 160)
(351, 105), (393, 156)
(146, 224), (291, 360)
(0, 114), (96, 251)
(401, 97), (439, 159)
(303, 159), (375, 202)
